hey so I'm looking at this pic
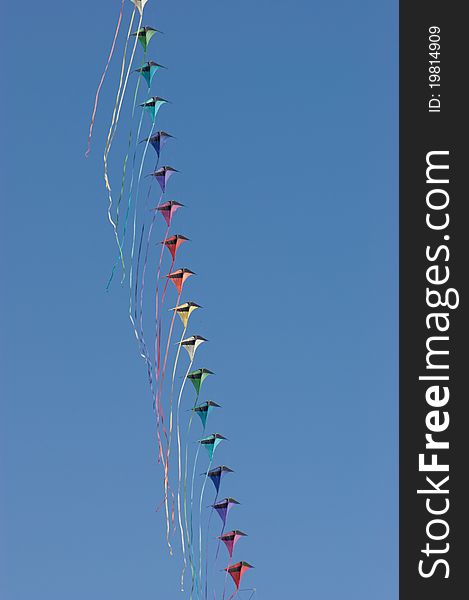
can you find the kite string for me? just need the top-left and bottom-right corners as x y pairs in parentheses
(85, 0), (125, 158)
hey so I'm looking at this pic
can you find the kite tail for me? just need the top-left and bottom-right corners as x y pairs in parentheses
(138, 208), (157, 370)
(152, 219), (167, 417)
(128, 119), (155, 341)
(215, 516), (227, 562)
(106, 50), (146, 289)
(147, 205), (172, 478)
(135, 208), (161, 424)
(108, 103), (146, 291)
(176, 358), (194, 590)
(133, 222), (167, 475)
(188, 441), (204, 599)
(154, 320), (166, 469)
(103, 8), (138, 276)
(133, 224), (145, 353)
(153, 223), (171, 363)
(153, 285), (178, 471)
(204, 490), (219, 600)
(183, 395), (201, 600)
(164, 324), (188, 552)
(154, 288), (180, 437)
(128, 112), (155, 308)
(157, 280), (179, 381)
(221, 557), (231, 600)
(197, 456), (213, 596)
(160, 262), (172, 307)
(150, 219), (173, 552)
(85, 0), (125, 158)
(106, 8), (143, 159)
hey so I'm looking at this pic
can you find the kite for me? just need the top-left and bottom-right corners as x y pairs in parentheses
(143, 131), (174, 159)
(135, 61), (166, 87)
(199, 433), (227, 460)
(219, 531), (247, 559)
(163, 234), (190, 261)
(179, 335), (207, 361)
(132, 25), (160, 51)
(166, 268), (195, 294)
(155, 200), (184, 227)
(141, 96), (169, 122)
(225, 561), (254, 593)
(212, 498), (240, 527)
(86, 2), (256, 598)
(150, 165), (178, 191)
(172, 301), (201, 328)
(187, 368), (214, 396)
(131, 0), (149, 15)
(206, 465), (234, 494)
(194, 401), (221, 428)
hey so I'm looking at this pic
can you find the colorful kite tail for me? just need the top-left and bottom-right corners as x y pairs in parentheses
(104, 7), (145, 293)
(197, 456), (213, 595)
(127, 117), (155, 337)
(183, 398), (200, 599)
(164, 325), (187, 551)
(85, 0), (125, 158)
(102, 7), (138, 295)
(221, 557), (231, 600)
(204, 491), (219, 600)
(106, 52), (146, 289)
(176, 359), (194, 590)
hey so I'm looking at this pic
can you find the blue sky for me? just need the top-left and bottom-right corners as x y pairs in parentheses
(1, 1), (398, 598)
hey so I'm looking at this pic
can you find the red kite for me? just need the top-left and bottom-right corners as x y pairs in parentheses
(225, 561), (254, 590)
(162, 234), (189, 260)
(166, 268), (195, 294)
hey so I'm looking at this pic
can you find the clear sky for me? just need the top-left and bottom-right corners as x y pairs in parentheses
(0, 1), (398, 599)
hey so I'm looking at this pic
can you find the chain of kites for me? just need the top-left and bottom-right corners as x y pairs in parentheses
(85, 2), (255, 599)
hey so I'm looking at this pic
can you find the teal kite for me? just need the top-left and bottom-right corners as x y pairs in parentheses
(193, 401), (221, 428)
(140, 96), (169, 122)
(135, 61), (166, 87)
(199, 433), (227, 460)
